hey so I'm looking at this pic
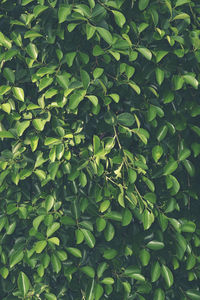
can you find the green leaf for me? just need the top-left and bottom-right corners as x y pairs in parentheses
(138, 0), (149, 10)
(146, 241), (165, 250)
(137, 47), (152, 60)
(9, 250), (24, 268)
(16, 121), (30, 137)
(186, 289), (200, 300)
(66, 52), (76, 67)
(81, 229), (95, 248)
(58, 4), (71, 23)
(161, 265), (174, 288)
(104, 222), (115, 241)
(80, 69), (90, 89)
(17, 272), (30, 297)
(143, 209), (155, 230)
(86, 95), (98, 106)
(69, 91), (86, 110)
(155, 68), (164, 85)
(93, 68), (104, 79)
(32, 119), (46, 131)
(163, 161), (178, 175)
(45, 293), (57, 300)
(0, 85), (11, 95)
(153, 288), (165, 300)
(1, 103), (11, 114)
(48, 161), (60, 180)
(97, 27), (113, 45)
(0, 32), (12, 48)
(112, 10), (126, 27)
(139, 249), (150, 266)
(179, 148), (191, 161)
(46, 222), (60, 237)
(94, 283), (104, 300)
(3, 67), (15, 83)
(157, 125), (168, 142)
(26, 43), (38, 60)
(151, 261), (161, 282)
(183, 75), (198, 89)
(66, 247), (82, 258)
(35, 240), (47, 253)
(155, 51), (168, 63)
(12, 87), (24, 102)
(122, 208), (132, 226)
(0, 130), (15, 139)
(152, 145), (163, 163)
(0, 267), (9, 279)
(117, 113), (135, 127)
(80, 266), (95, 278)
(103, 248), (117, 260)
(33, 5), (48, 18)
(172, 75), (184, 90)
(51, 253), (61, 273)
(175, 0), (191, 7)
(101, 277), (114, 285)
(96, 218), (107, 232)
(173, 13), (190, 20)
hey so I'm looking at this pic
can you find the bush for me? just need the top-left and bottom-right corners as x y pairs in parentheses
(0, 0), (200, 299)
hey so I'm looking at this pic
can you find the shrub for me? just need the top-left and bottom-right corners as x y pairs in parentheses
(0, 0), (200, 299)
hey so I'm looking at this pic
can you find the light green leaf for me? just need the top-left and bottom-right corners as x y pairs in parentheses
(0, 130), (15, 139)
(153, 288), (165, 300)
(137, 47), (152, 60)
(35, 240), (47, 253)
(66, 247), (82, 258)
(12, 87), (24, 102)
(143, 209), (155, 230)
(163, 161), (178, 175)
(86, 95), (98, 106)
(66, 52), (76, 67)
(146, 241), (165, 250)
(183, 75), (198, 89)
(18, 272), (30, 297)
(46, 222), (60, 237)
(151, 261), (161, 282)
(93, 68), (104, 79)
(175, 0), (191, 7)
(58, 4), (71, 23)
(155, 68), (164, 85)
(16, 121), (30, 137)
(26, 43), (38, 60)
(81, 229), (95, 248)
(101, 277), (114, 285)
(112, 10), (126, 28)
(186, 289), (200, 300)
(173, 13), (190, 20)
(152, 145), (163, 162)
(161, 265), (174, 288)
(32, 119), (46, 131)
(97, 27), (113, 45)
(80, 266), (95, 278)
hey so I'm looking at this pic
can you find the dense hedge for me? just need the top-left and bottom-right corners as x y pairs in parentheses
(0, 0), (200, 299)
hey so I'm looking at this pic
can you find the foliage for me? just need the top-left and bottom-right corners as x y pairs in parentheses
(0, 0), (200, 299)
